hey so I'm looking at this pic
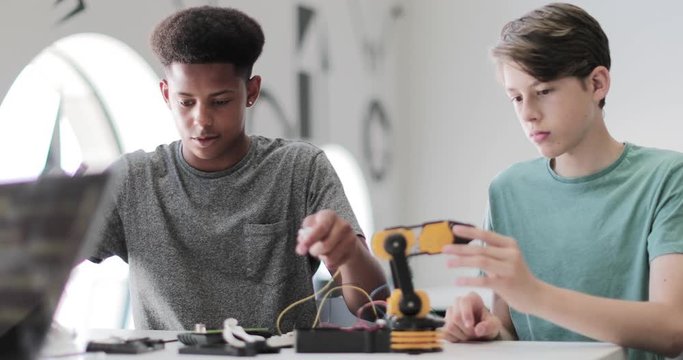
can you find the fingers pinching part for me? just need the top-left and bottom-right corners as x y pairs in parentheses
(298, 226), (313, 240)
(296, 226), (315, 255)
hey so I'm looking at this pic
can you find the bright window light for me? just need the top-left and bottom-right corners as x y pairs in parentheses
(0, 33), (173, 332)
(59, 115), (84, 175)
(0, 64), (60, 183)
(52, 34), (177, 153)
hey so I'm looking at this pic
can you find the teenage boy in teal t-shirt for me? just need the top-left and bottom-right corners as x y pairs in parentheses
(441, 3), (683, 360)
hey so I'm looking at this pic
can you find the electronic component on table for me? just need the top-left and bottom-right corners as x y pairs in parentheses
(177, 331), (225, 346)
(371, 220), (474, 353)
(295, 326), (390, 353)
(85, 337), (166, 354)
(178, 319), (281, 356)
(266, 331), (295, 348)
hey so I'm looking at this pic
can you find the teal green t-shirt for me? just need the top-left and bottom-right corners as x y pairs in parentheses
(487, 143), (683, 360)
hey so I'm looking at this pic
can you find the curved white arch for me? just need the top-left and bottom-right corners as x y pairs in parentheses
(0, 33), (176, 183)
(321, 143), (374, 238)
(51, 33), (176, 153)
(0, 33), (175, 331)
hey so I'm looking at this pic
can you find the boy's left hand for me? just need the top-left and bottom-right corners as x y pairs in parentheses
(295, 209), (360, 270)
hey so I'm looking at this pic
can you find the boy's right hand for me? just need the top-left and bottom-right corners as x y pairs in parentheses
(442, 292), (502, 342)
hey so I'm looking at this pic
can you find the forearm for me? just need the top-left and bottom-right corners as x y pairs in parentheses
(336, 241), (388, 312)
(531, 282), (683, 357)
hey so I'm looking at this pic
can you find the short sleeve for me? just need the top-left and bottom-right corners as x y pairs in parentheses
(647, 160), (683, 261)
(89, 157), (129, 263)
(306, 151), (363, 238)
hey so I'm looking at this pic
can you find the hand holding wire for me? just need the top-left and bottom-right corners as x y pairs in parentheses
(275, 268), (385, 335)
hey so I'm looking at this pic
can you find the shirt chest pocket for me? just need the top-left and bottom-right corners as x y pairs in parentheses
(242, 220), (296, 285)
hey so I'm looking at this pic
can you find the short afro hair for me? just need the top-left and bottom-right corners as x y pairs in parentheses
(150, 6), (265, 79)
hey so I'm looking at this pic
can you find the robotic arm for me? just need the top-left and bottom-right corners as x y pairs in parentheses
(371, 220), (473, 352)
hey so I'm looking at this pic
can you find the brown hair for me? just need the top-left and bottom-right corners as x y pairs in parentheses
(492, 3), (610, 107)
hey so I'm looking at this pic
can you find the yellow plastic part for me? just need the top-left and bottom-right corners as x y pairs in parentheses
(391, 343), (442, 350)
(371, 228), (415, 260)
(391, 330), (442, 351)
(386, 289), (402, 316)
(414, 290), (431, 318)
(418, 221), (454, 254)
(386, 289), (431, 318)
(391, 331), (441, 339)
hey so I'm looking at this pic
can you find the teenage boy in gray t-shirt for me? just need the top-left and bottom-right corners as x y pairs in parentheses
(91, 6), (387, 332)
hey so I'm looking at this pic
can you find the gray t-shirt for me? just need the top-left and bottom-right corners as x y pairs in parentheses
(92, 135), (362, 332)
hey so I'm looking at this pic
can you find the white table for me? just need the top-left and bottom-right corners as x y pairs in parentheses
(42, 329), (626, 360)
